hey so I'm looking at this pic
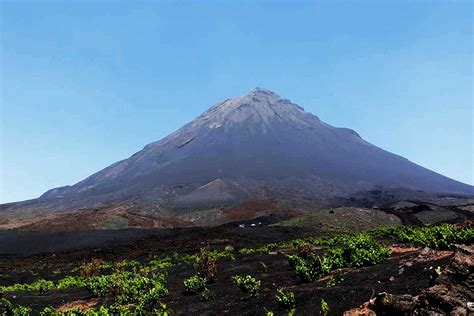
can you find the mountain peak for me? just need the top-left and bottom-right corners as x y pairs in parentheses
(197, 87), (306, 128)
(247, 87), (280, 97)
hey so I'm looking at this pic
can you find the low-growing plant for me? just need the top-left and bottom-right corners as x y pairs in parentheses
(339, 234), (390, 267)
(327, 269), (345, 287)
(56, 275), (86, 289)
(232, 275), (261, 296)
(81, 258), (104, 278)
(110, 271), (168, 306)
(0, 298), (32, 316)
(99, 262), (114, 270)
(320, 299), (329, 315)
(183, 275), (207, 295)
(239, 248), (256, 255)
(0, 278), (55, 295)
(85, 275), (111, 297)
(275, 288), (295, 311)
(148, 256), (174, 270)
(195, 246), (218, 282)
(153, 303), (173, 316)
(295, 255), (332, 282)
(289, 233), (390, 282)
(200, 288), (216, 302)
(259, 261), (269, 273)
(387, 224), (474, 249)
(286, 254), (305, 270)
(39, 306), (56, 316)
(115, 259), (141, 272)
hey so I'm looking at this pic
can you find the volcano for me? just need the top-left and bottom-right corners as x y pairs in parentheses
(1, 88), (472, 229)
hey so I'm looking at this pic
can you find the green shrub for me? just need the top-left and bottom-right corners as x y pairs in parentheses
(110, 271), (168, 305)
(115, 259), (141, 272)
(238, 248), (256, 255)
(275, 288), (295, 311)
(292, 234), (389, 282)
(200, 288), (216, 301)
(56, 275), (86, 289)
(339, 233), (390, 267)
(286, 254), (305, 270)
(295, 255), (331, 282)
(0, 278), (56, 294)
(39, 306), (56, 316)
(320, 299), (329, 315)
(390, 224), (474, 249)
(0, 299), (32, 316)
(153, 303), (173, 316)
(148, 257), (174, 270)
(183, 275), (207, 295)
(85, 275), (111, 297)
(232, 275), (261, 296)
(326, 269), (345, 287)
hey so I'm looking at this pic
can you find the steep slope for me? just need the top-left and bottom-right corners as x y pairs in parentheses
(1, 88), (472, 230)
(40, 87), (472, 202)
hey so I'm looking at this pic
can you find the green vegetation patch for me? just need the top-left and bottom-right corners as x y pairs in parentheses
(232, 275), (261, 297)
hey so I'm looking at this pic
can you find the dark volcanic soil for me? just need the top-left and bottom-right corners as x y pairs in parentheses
(0, 226), (458, 315)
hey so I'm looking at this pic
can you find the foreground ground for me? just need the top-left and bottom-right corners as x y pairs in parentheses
(0, 221), (473, 315)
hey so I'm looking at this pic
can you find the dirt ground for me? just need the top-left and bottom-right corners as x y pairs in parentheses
(0, 226), (460, 315)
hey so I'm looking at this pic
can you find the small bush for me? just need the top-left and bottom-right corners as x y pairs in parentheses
(0, 299), (32, 316)
(85, 275), (111, 297)
(153, 303), (173, 316)
(81, 258), (104, 278)
(148, 257), (174, 270)
(195, 247), (218, 282)
(340, 234), (390, 267)
(389, 224), (474, 249)
(110, 272), (168, 305)
(200, 288), (216, 301)
(320, 299), (329, 315)
(115, 259), (141, 272)
(326, 269), (345, 287)
(275, 288), (295, 311)
(232, 275), (261, 296)
(296, 255), (331, 282)
(183, 275), (207, 295)
(56, 275), (86, 289)
(286, 254), (305, 270)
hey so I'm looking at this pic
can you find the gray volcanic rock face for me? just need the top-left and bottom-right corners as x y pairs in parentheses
(39, 88), (472, 205)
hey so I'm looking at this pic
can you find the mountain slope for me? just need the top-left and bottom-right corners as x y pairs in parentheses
(41, 87), (472, 201)
(1, 88), (472, 230)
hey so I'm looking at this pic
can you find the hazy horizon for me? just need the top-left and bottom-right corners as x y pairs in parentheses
(1, 1), (473, 203)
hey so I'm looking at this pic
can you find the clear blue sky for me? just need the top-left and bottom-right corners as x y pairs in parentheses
(1, 1), (472, 203)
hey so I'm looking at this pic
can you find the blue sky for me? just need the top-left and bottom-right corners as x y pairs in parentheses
(1, 0), (472, 203)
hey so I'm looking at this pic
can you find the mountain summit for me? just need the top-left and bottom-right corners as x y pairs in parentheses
(40, 87), (471, 204)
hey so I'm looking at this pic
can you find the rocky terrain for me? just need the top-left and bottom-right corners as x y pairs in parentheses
(1, 221), (472, 315)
